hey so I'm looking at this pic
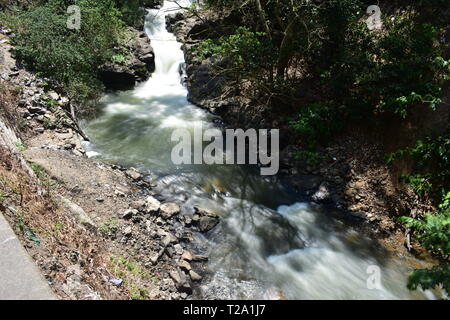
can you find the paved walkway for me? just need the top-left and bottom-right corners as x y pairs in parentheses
(0, 213), (56, 300)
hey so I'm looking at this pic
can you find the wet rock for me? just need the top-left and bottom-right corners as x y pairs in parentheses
(98, 66), (137, 91)
(189, 270), (202, 282)
(125, 168), (142, 181)
(198, 216), (219, 233)
(160, 202), (180, 219)
(288, 174), (323, 192)
(194, 206), (219, 218)
(194, 207), (219, 232)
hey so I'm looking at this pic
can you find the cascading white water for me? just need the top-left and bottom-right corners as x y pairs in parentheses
(83, 1), (439, 300)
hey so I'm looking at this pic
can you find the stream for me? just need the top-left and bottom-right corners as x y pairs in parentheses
(82, 0), (436, 300)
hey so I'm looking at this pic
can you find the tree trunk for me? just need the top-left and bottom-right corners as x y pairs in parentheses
(276, 17), (297, 79)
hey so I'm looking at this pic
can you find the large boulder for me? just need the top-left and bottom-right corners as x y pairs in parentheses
(98, 30), (154, 91)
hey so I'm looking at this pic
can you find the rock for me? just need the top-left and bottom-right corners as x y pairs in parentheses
(181, 250), (193, 261)
(198, 216), (219, 233)
(194, 206), (219, 218)
(123, 226), (133, 236)
(149, 248), (165, 264)
(109, 278), (123, 286)
(28, 105), (46, 115)
(191, 254), (208, 262)
(58, 195), (96, 228)
(173, 244), (183, 255)
(189, 270), (202, 282)
(98, 68), (136, 91)
(48, 91), (59, 100)
(177, 260), (192, 272)
(288, 175), (323, 192)
(125, 168), (142, 181)
(160, 202), (180, 219)
(122, 209), (138, 220)
(169, 270), (192, 293)
(161, 232), (177, 247)
(145, 195), (161, 213)
(131, 200), (146, 211)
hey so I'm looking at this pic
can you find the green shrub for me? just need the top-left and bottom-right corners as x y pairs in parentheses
(387, 134), (450, 197)
(195, 26), (276, 84)
(1, 0), (131, 102)
(400, 192), (450, 295)
(289, 103), (341, 150)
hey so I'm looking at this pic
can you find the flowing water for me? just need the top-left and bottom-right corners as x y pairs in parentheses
(83, 1), (436, 300)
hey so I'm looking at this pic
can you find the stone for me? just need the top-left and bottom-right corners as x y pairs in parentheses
(48, 91), (59, 100)
(198, 216), (219, 233)
(123, 226), (133, 236)
(109, 278), (123, 286)
(161, 233), (177, 247)
(169, 270), (192, 293)
(125, 168), (142, 181)
(28, 105), (46, 115)
(149, 248), (164, 264)
(181, 250), (193, 261)
(177, 260), (191, 271)
(122, 209), (138, 220)
(160, 202), (180, 219)
(189, 270), (202, 282)
(173, 244), (183, 255)
(145, 196), (161, 213)
(131, 200), (146, 211)
(194, 206), (219, 218)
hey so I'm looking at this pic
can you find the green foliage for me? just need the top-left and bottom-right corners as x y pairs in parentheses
(0, 190), (7, 205)
(29, 163), (45, 178)
(294, 150), (325, 167)
(1, 0), (130, 102)
(289, 103), (341, 149)
(400, 196), (450, 256)
(400, 192), (450, 295)
(407, 264), (449, 294)
(195, 26), (275, 82)
(387, 134), (450, 197)
(99, 218), (118, 237)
